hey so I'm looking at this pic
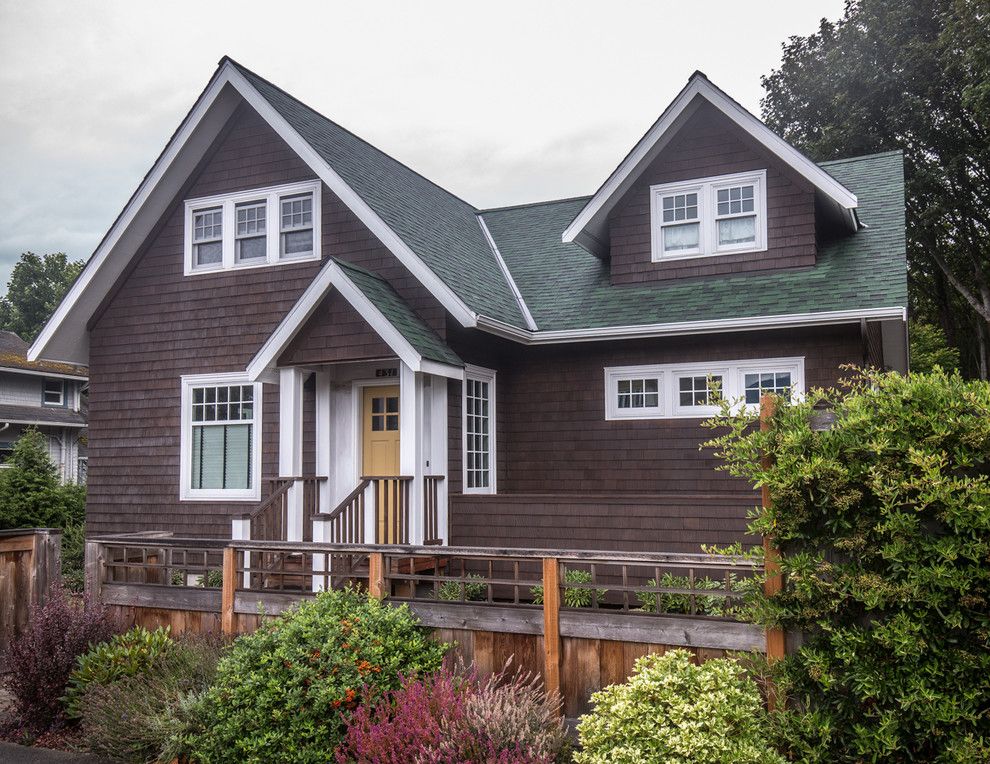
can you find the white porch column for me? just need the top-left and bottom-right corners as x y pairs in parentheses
(314, 371), (332, 515)
(427, 376), (449, 545)
(399, 362), (424, 544)
(279, 367), (305, 542)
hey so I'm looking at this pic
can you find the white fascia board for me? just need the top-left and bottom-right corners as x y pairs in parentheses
(0, 418), (87, 429)
(562, 75), (859, 245)
(247, 259), (437, 380)
(475, 306), (907, 346)
(29, 71), (241, 365)
(0, 367), (88, 381)
(476, 216), (538, 331)
(222, 65), (478, 329)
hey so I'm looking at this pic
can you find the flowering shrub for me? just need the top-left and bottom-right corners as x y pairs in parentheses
(575, 650), (782, 764)
(1, 585), (118, 732)
(181, 587), (446, 764)
(337, 662), (568, 763)
(64, 625), (172, 717)
(532, 568), (607, 608)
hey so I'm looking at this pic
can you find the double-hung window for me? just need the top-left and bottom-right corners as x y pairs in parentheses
(651, 170), (766, 261)
(42, 378), (66, 406)
(180, 374), (262, 501)
(184, 180), (320, 274)
(463, 366), (496, 494)
(605, 357), (803, 420)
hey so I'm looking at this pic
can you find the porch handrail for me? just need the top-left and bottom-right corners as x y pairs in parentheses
(313, 478), (371, 543)
(314, 475), (415, 544)
(235, 476), (327, 542)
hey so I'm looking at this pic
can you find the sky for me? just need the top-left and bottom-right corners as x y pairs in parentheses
(0, 0), (846, 294)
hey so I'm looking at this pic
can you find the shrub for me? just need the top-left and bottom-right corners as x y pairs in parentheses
(337, 662), (568, 764)
(635, 572), (756, 617)
(181, 587), (446, 763)
(78, 636), (224, 764)
(532, 568), (607, 608)
(1, 585), (118, 732)
(575, 650), (783, 764)
(64, 625), (172, 717)
(436, 572), (487, 601)
(705, 368), (990, 760)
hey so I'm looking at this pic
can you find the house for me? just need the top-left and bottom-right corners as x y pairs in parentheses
(29, 58), (907, 553)
(0, 331), (87, 483)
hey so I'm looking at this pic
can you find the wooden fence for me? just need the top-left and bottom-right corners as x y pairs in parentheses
(0, 528), (62, 656)
(85, 534), (777, 716)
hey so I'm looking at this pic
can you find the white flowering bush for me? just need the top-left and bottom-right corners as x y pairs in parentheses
(574, 650), (783, 764)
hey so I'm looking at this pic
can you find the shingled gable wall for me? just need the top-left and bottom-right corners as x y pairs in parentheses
(607, 99), (818, 285)
(86, 103), (447, 538)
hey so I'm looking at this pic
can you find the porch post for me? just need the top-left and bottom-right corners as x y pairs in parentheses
(279, 367), (305, 542)
(399, 362), (424, 544)
(314, 371), (332, 513)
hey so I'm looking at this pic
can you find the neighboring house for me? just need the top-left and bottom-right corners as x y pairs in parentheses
(29, 58), (907, 552)
(0, 331), (87, 484)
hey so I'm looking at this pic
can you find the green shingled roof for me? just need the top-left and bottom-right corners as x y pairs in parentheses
(480, 151), (907, 331)
(233, 61), (527, 329)
(334, 259), (462, 367)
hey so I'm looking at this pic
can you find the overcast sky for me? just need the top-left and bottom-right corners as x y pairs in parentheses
(0, 0), (845, 293)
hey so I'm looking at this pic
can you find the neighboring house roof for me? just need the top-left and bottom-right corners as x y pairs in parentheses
(479, 151), (906, 336)
(0, 331), (87, 379)
(0, 403), (86, 429)
(248, 258), (463, 381)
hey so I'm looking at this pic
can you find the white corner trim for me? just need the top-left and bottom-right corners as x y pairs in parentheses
(221, 65), (478, 329)
(475, 306), (907, 345)
(179, 371), (263, 502)
(477, 216), (538, 331)
(246, 259), (463, 381)
(562, 74), (859, 245)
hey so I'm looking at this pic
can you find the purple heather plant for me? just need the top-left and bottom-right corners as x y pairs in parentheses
(1, 584), (118, 732)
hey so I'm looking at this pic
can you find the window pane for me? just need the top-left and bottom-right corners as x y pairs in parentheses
(616, 378), (660, 410)
(281, 229), (313, 257)
(281, 195), (313, 230)
(235, 203), (266, 235)
(193, 209), (222, 241)
(236, 236), (266, 261)
(466, 377), (491, 489)
(663, 222), (700, 252)
(718, 216), (756, 245)
(745, 370), (792, 404)
(194, 241), (222, 266)
(223, 424), (252, 490)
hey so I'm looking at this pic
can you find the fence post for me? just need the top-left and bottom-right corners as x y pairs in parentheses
(760, 396), (787, 708)
(222, 546), (237, 636)
(368, 552), (385, 599)
(542, 557), (561, 707)
(84, 539), (103, 605)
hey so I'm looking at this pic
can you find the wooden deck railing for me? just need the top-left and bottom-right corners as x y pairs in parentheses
(315, 479), (370, 544)
(423, 475), (444, 544)
(314, 476), (415, 544)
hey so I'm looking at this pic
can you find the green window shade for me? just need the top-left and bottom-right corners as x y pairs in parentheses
(191, 423), (252, 490)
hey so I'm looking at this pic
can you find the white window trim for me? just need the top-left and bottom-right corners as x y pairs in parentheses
(605, 356), (804, 420)
(42, 378), (66, 407)
(462, 364), (496, 495)
(183, 180), (321, 275)
(650, 170), (767, 262)
(179, 372), (263, 501)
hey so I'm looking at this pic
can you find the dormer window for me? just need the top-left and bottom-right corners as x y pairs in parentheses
(651, 170), (766, 261)
(184, 180), (320, 275)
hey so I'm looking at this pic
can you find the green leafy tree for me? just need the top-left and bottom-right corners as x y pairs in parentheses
(910, 320), (961, 373)
(761, 0), (990, 378)
(0, 251), (84, 343)
(705, 370), (990, 761)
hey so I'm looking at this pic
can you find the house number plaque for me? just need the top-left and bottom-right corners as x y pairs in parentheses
(375, 367), (398, 378)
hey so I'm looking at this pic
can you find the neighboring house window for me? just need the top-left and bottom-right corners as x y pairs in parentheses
(650, 170), (767, 261)
(180, 374), (262, 501)
(43, 378), (66, 406)
(184, 180), (321, 274)
(0, 441), (13, 466)
(463, 366), (496, 494)
(605, 357), (803, 420)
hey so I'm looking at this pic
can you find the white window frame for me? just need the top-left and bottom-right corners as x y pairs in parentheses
(42, 378), (66, 407)
(650, 170), (767, 262)
(179, 372), (263, 501)
(183, 180), (321, 275)
(605, 356), (804, 420)
(462, 365), (496, 495)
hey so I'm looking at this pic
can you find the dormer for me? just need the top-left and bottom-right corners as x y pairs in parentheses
(562, 73), (859, 285)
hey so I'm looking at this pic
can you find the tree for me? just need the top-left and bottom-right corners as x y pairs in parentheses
(909, 320), (961, 373)
(760, 0), (990, 378)
(0, 251), (84, 343)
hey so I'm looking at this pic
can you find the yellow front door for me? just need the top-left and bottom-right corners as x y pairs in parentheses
(361, 386), (401, 542)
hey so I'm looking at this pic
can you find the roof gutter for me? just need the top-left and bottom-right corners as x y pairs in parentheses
(475, 306), (907, 346)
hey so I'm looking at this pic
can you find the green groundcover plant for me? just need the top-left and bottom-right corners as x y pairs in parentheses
(180, 587), (447, 764)
(575, 649), (783, 764)
(704, 368), (990, 762)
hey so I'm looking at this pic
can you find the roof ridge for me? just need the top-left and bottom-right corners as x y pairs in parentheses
(818, 149), (904, 166)
(223, 56), (479, 212)
(478, 195), (593, 214)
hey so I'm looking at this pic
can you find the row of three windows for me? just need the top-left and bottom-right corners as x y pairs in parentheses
(184, 181), (320, 274)
(606, 357), (802, 420)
